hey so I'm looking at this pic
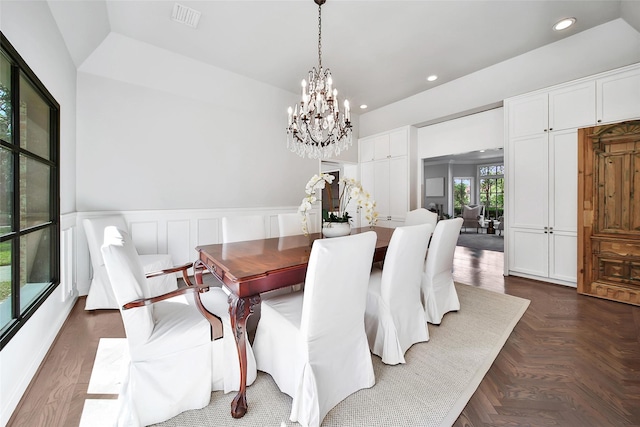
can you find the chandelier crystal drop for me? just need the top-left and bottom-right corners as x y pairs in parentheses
(286, 0), (352, 159)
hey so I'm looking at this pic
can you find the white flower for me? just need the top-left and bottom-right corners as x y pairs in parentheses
(298, 173), (378, 235)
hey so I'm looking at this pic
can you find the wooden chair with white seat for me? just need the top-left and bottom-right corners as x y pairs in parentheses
(252, 231), (377, 427)
(421, 217), (464, 324)
(364, 223), (432, 365)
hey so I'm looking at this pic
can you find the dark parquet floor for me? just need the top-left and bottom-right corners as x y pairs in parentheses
(7, 246), (640, 427)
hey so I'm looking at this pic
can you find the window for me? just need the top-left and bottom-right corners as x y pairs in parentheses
(452, 177), (473, 217)
(478, 164), (504, 220)
(0, 33), (60, 349)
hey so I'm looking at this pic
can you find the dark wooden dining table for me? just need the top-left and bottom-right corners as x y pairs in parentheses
(193, 226), (394, 418)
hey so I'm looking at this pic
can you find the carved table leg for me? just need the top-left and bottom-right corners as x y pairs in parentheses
(229, 293), (260, 418)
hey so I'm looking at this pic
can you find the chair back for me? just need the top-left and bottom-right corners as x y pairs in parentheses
(301, 231), (376, 338)
(300, 232), (376, 380)
(424, 218), (463, 283)
(83, 216), (128, 271)
(404, 208), (437, 229)
(221, 215), (266, 243)
(277, 212), (304, 237)
(462, 204), (483, 220)
(380, 224), (432, 316)
(101, 226), (155, 346)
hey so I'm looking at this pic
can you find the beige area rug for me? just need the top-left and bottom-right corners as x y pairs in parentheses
(82, 284), (529, 427)
(155, 283), (529, 427)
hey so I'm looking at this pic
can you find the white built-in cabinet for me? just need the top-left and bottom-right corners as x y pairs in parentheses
(505, 62), (640, 286)
(596, 67), (640, 125)
(359, 126), (417, 228)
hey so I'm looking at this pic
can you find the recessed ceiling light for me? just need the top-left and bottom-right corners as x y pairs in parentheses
(553, 17), (576, 31)
(427, 75), (438, 82)
(360, 104), (368, 109)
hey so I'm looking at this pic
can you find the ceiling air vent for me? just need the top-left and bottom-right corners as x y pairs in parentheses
(171, 3), (201, 28)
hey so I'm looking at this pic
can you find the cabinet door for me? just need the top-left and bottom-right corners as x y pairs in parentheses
(549, 130), (577, 233)
(389, 128), (408, 158)
(359, 138), (375, 162)
(549, 231), (577, 283)
(389, 157), (408, 221)
(373, 134), (390, 160)
(374, 160), (390, 218)
(509, 134), (549, 229)
(509, 228), (548, 277)
(597, 68), (640, 124)
(507, 93), (549, 138)
(360, 162), (375, 224)
(549, 82), (596, 131)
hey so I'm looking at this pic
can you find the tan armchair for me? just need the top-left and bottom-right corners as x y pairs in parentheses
(460, 204), (484, 233)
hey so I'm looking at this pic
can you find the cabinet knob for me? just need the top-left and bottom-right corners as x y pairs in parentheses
(597, 119), (602, 123)
(549, 127), (553, 131)
(544, 129), (548, 132)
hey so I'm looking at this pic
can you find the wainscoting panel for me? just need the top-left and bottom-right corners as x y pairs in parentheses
(196, 218), (219, 247)
(167, 220), (191, 267)
(75, 207), (311, 296)
(60, 226), (75, 303)
(60, 213), (78, 303)
(129, 221), (160, 255)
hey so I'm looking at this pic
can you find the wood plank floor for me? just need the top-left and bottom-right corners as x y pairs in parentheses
(7, 246), (640, 426)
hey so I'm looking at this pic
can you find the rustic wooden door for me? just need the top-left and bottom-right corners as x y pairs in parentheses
(578, 120), (640, 305)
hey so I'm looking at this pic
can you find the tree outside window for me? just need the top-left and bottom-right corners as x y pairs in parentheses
(478, 164), (504, 219)
(453, 177), (472, 216)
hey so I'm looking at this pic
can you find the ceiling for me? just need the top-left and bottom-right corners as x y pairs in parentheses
(48, 1), (640, 112)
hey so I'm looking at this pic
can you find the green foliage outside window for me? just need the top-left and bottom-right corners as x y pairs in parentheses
(479, 164), (504, 219)
(453, 178), (471, 216)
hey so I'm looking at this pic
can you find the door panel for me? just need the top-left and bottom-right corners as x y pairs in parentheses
(389, 157), (408, 220)
(509, 228), (548, 277)
(550, 130), (578, 233)
(510, 134), (548, 229)
(549, 232), (577, 283)
(578, 121), (640, 306)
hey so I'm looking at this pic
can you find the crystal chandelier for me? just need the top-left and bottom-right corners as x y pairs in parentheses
(287, 0), (352, 159)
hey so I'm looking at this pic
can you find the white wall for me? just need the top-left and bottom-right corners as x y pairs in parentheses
(417, 108), (504, 159)
(361, 19), (640, 137)
(1, 0), (78, 215)
(0, 2), (78, 424)
(76, 33), (320, 211)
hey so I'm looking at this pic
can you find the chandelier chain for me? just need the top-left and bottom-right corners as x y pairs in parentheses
(317, 3), (322, 68)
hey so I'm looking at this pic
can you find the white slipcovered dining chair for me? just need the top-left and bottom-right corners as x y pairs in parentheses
(277, 212), (305, 237)
(421, 217), (464, 324)
(83, 216), (177, 310)
(252, 231), (377, 427)
(364, 224), (432, 365)
(221, 215), (266, 243)
(404, 208), (438, 229)
(101, 226), (256, 426)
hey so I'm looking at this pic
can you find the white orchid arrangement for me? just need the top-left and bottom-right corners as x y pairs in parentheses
(298, 173), (378, 235)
